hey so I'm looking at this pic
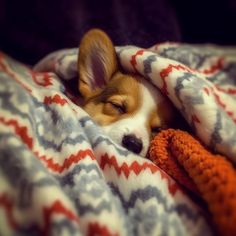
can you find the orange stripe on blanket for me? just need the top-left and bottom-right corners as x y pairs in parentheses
(35, 149), (96, 173)
(149, 129), (236, 236)
(44, 94), (68, 106)
(159, 57), (224, 95)
(0, 193), (80, 234)
(42, 200), (80, 235)
(88, 222), (119, 236)
(160, 64), (193, 95)
(30, 71), (53, 87)
(0, 193), (18, 229)
(0, 117), (33, 149)
(130, 49), (145, 72)
(100, 153), (180, 195)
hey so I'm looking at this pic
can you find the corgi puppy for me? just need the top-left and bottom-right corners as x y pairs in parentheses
(78, 29), (175, 157)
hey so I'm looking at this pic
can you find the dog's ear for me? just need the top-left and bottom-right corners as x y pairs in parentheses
(78, 29), (118, 99)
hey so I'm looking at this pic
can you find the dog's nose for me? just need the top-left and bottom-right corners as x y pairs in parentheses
(122, 134), (143, 154)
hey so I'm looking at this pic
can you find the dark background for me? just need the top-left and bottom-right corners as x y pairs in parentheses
(0, 0), (236, 65)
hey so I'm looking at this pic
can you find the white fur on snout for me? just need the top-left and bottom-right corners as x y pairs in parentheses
(103, 80), (164, 157)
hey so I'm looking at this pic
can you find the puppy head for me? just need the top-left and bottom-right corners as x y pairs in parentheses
(78, 29), (174, 156)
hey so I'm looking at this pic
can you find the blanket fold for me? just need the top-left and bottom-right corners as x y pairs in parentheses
(149, 129), (236, 236)
(116, 43), (236, 162)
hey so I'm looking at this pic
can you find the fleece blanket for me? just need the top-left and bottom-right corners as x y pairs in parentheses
(0, 42), (236, 236)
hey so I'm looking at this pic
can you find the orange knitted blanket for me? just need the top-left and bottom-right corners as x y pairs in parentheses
(149, 129), (236, 236)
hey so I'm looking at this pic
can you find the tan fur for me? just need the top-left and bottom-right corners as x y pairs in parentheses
(78, 29), (118, 99)
(83, 73), (141, 126)
(77, 29), (175, 152)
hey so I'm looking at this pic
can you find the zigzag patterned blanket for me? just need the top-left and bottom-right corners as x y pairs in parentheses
(0, 42), (236, 236)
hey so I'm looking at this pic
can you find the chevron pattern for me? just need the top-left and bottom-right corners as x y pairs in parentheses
(3, 41), (236, 235)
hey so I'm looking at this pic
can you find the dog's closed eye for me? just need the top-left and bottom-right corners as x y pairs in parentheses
(109, 101), (126, 114)
(103, 99), (127, 116)
(103, 95), (128, 116)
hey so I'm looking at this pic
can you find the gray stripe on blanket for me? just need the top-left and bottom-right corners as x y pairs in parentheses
(109, 183), (203, 221)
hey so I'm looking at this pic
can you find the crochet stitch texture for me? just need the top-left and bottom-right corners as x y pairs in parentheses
(149, 129), (236, 236)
